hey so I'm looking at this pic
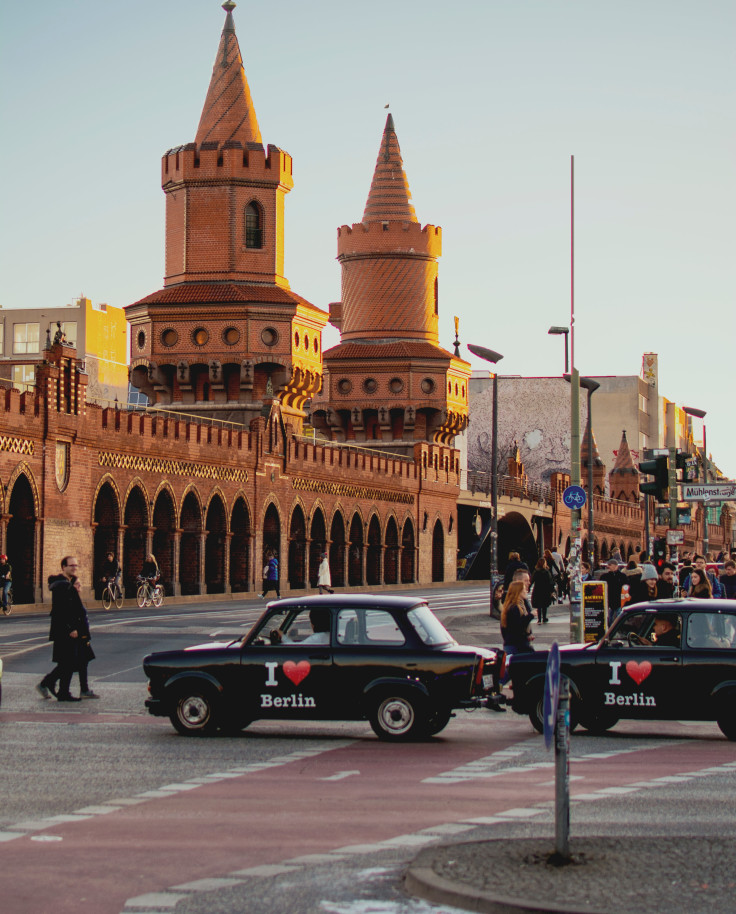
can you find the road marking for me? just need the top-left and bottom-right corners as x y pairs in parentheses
(320, 769), (361, 781)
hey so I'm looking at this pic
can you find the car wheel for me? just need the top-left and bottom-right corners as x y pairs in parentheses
(424, 706), (453, 737)
(169, 684), (219, 736)
(369, 691), (427, 741)
(528, 685), (578, 735)
(717, 714), (736, 741)
(579, 710), (619, 734)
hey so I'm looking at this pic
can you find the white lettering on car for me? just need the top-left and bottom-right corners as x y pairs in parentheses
(604, 692), (656, 707)
(260, 694), (316, 709)
(264, 661), (278, 687)
(608, 661), (622, 685)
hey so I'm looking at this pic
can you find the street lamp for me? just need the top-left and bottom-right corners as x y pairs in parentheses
(548, 326), (570, 374)
(467, 344), (504, 591)
(683, 406), (708, 555)
(565, 374), (600, 564)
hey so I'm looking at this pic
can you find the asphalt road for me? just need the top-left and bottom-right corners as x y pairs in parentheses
(1, 587), (733, 914)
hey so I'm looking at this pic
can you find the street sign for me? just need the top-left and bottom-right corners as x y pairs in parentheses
(543, 642), (561, 751)
(582, 581), (607, 643)
(682, 483), (736, 502)
(562, 485), (586, 509)
(666, 529), (684, 545)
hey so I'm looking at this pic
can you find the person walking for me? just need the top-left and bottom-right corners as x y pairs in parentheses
(502, 552), (529, 597)
(317, 552), (334, 594)
(687, 568), (712, 599)
(721, 560), (736, 600)
(601, 557), (627, 626)
(260, 550), (280, 599)
(0, 554), (11, 614)
(37, 556), (87, 701)
(500, 580), (535, 684)
(530, 558), (554, 624)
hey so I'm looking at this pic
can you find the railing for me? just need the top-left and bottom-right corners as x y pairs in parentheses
(85, 396), (247, 432)
(463, 470), (555, 506)
(294, 435), (413, 463)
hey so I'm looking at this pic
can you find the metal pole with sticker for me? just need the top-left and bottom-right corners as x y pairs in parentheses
(544, 643), (570, 860)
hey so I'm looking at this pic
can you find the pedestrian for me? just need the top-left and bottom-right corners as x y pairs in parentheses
(0, 553), (11, 615)
(100, 550), (121, 595)
(601, 557), (627, 626)
(260, 550), (280, 599)
(71, 577), (99, 698)
(549, 547), (565, 602)
(657, 562), (677, 600)
(317, 552), (334, 594)
(502, 551), (529, 596)
(580, 561), (592, 582)
(490, 580), (504, 620)
(500, 580), (535, 683)
(683, 555), (722, 598)
(721, 560), (736, 600)
(687, 568), (712, 599)
(530, 558), (554, 624)
(628, 563), (659, 605)
(37, 556), (87, 701)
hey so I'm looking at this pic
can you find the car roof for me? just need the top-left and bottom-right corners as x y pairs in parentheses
(264, 594), (429, 612)
(622, 598), (736, 613)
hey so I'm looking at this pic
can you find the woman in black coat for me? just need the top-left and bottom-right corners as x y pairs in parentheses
(531, 557), (554, 624)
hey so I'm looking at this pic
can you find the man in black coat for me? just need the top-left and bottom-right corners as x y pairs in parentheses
(37, 556), (87, 701)
(600, 558), (628, 626)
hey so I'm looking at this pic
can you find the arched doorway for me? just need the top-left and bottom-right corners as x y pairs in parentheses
(348, 513), (363, 586)
(230, 497), (251, 592)
(384, 517), (399, 585)
(123, 487), (147, 595)
(288, 505), (307, 589)
(330, 512), (346, 588)
(7, 474), (36, 603)
(180, 492), (202, 595)
(262, 503), (281, 582)
(367, 516), (381, 585)
(431, 519), (444, 582)
(401, 518), (415, 583)
(309, 508), (326, 588)
(152, 490), (175, 595)
(93, 482), (120, 597)
(498, 511), (537, 571)
(205, 495), (227, 594)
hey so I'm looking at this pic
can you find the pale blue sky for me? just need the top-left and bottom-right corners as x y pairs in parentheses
(1, 1), (734, 474)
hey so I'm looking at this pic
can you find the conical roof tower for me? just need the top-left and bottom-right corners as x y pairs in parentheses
(581, 417), (607, 495)
(126, 2), (327, 429)
(609, 430), (640, 501)
(310, 113), (470, 454)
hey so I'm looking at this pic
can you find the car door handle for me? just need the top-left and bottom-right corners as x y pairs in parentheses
(660, 656), (680, 663)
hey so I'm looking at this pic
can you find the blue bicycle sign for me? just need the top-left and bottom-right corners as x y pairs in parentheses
(562, 485), (587, 509)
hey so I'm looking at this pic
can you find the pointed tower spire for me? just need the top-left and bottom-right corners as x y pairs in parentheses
(609, 430), (640, 501)
(581, 417), (605, 468)
(611, 430), (636, 472)
(362, 114), (417, 223)
(195, 2), (262, 148)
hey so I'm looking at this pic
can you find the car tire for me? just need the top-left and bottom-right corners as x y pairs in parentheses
(369, 690), (428, 741)
(579, 710), (619, 734)
(169, 684), (219, 736)
(528, 684), (578, 735)
(423, 705), (453, 737)
(717, 714), (736, 741)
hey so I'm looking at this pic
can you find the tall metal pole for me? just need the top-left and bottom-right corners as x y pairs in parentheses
(569, 155), (582, 642)
(702, 424), (709, 557)
(491, 369), (499, 579)
(587, 388), (594, 563)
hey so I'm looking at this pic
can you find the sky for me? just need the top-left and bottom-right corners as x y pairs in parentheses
(1, 0), (734, 475)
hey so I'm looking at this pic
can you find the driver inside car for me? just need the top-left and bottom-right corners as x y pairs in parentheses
(649, 614), (680, 647)
(270, 608), (331, 645)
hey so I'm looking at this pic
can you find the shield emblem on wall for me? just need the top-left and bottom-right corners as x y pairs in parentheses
(55, 441), (70, 492)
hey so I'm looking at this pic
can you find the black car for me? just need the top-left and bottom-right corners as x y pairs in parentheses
(510, 599), (736, 740)
(144, 595), (502, 740)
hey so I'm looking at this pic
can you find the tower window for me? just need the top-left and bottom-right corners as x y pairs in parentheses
(245, 201), (264, 249)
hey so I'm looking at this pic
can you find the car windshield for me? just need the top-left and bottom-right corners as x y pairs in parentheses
(407, 604), (455, 646)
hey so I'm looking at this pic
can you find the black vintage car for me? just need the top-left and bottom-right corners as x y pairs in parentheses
(510, 599), (736, 740)
(144, 595), (502, 740)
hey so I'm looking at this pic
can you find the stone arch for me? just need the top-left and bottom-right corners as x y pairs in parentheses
(348, 510), (364, 587)
(384, 515), (399, 585)
(401, 516), (416, 584)
(498, 511), (537, 571)
(432, 519), (445, 582)
(309, 506), (327, 588)
(229, 495), (252, 593)
(205, 492), (227, 594)
(123, 485), (148, 593)
(262, 502), (282, 581)
(288, 502), (307, 589)
(152, 486), (176, 595)
(93, 479), (121, 596)
(330, 509), (346, 588)
(6, 469), (38, 603)
(366, 514), (382, 586)
(123, 477), (152, 523)
(179, 488), (203, 596)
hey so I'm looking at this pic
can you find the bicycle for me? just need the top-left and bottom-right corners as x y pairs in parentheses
(1, 584), (12, 616)
(101, 577), (123, 611)
(136, 575), (164, 608)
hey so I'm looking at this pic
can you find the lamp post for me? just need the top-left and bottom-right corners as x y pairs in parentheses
(683, 406), (708, 556)
(564, 375), (600, 565)
(548, 326), (570, 374)
(467, 344), (504, 596)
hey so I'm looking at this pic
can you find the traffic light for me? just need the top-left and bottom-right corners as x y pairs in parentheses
(652, 537), (667, 573)
(639, 454), (669, 502)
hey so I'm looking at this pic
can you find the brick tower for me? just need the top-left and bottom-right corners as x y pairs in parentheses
(581, 417), (607, 495)
(126, 2), (327, 428)
(310, 114), (470, 455)
(608, 430), (640, 501)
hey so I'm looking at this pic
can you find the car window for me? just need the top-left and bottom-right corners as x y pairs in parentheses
(686, 612), (736, 649)
(250, 607), (331, 646)
(335, 608), (405, 645)
(407, 605), (455, 646)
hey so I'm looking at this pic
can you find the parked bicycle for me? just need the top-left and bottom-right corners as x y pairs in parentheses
(101, 576), (123, 611)
(136, 575), (164, 608)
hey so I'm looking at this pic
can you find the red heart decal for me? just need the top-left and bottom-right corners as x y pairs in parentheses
(283, 660), (311, 686)
(626, 660), (652, 685)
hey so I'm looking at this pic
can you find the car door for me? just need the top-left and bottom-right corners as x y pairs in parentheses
(588, 610), (685, 719)
(239, 606), (335, 719)
(681, 610), (736, 720)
